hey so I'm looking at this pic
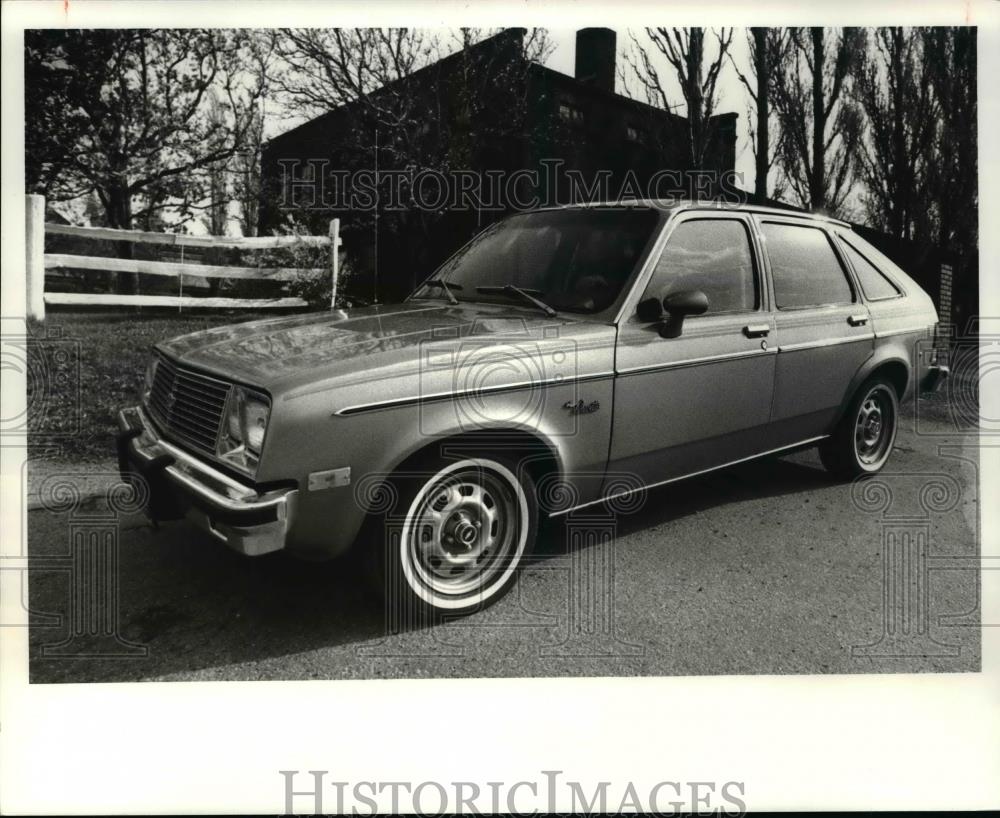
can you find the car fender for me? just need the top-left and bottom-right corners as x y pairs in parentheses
(830, 341), (911, 429)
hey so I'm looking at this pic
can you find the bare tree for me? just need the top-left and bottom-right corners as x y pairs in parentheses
(203, 91), (231, 236)
(852, 28), (938, 242)
(25, 29), (270, 289)
(625, 27), (734, 170)
(729, 28), (787, 200)
(270, 28), (549, 166)
(232, 104), (266, 238)
(922, 27), (977, 254)
(770, 27), (864, 215)
(268, 28), (551, 298)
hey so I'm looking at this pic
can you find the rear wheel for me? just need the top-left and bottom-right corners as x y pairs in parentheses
(820, 376), (899, 479)
(370, 454), (537, 626)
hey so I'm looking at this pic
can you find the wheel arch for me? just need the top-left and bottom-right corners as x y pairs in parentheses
(832, 349), (910, 429)
(385, 425), (565, 496)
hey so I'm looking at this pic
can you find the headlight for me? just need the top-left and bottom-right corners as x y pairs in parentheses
(243, 397), (269, 453)
(218, 385), (271, 472)
(142, 356), (158, 402)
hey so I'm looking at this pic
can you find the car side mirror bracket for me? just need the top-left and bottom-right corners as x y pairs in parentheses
(636, 297), (664, 324)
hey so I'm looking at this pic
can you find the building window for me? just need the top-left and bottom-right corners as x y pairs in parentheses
(626, 125), (644, 143)
(559, 101), (585, 125)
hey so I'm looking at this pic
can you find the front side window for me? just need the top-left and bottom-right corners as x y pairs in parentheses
(414, 207), (660, 314)
(762, 222), (854, 309)
(643, 218), (757, 315)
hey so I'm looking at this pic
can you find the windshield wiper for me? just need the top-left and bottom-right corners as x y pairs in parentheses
(422, 278), (461, 305)
(476, 284), (557, 317)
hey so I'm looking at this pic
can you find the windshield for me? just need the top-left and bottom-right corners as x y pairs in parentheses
(412, 207), (661, 314)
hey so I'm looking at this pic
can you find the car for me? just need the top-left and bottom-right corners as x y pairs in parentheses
(117, 200), (948, 620)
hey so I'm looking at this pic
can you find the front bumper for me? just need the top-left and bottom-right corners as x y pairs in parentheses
(116, 406), (296, 556)
(920, 363), (950, 394)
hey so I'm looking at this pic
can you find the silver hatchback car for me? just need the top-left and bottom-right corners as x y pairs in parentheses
(118, 201), (948, 619)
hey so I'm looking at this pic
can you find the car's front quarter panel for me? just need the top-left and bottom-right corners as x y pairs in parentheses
(257, 321), (618, 558)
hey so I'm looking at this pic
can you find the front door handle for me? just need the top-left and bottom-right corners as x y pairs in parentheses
(743, 323), (770, 338)
(847, 314), (869, 327)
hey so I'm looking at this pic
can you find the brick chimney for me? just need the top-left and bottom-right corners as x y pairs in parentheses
(575, 28), (616, 94)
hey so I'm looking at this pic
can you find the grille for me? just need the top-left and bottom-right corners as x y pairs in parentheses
(147, 354), (231, 455)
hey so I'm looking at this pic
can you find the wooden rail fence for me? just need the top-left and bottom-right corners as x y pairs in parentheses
(25, 194), (341, 320)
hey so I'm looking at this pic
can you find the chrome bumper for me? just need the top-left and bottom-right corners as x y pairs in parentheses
(116, 406), (296, 556)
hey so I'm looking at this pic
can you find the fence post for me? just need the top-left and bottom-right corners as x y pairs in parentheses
(26, 194), (46, 321)
(329, 217), (340, 309)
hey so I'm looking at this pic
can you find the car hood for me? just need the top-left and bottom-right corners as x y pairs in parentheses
(155, 301), (616, 397)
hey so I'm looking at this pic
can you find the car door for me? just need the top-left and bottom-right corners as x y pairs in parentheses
(756, 216), (875, 450)
(607, 211), (777, 490)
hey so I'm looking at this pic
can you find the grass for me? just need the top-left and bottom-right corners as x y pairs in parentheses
(27, 311), (278, 461)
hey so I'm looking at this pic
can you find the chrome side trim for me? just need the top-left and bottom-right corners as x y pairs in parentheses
(777, 334), (874, 353)
(616, 347), (776, 377)
(549, 435), (830, 517)
(335, 371), (616, 416)
(874, 325), (932, 338)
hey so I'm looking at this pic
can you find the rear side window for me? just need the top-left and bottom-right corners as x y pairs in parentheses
(837, 234), (903, 300)
(761, 222), (854, 309)
(648, 218), (758, 314)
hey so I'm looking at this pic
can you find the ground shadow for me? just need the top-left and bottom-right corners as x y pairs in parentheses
(28, 448), (841, 682)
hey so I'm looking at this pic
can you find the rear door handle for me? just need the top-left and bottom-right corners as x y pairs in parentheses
(847, 314), (869, 327)
(743, 324), (770, 338)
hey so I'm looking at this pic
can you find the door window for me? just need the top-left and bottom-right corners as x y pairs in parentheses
(645, 218), (757, 315)
(762, 222), (855, 309)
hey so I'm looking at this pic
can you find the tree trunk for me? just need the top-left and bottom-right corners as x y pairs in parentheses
(889, 28), (908, 240)
(753, 28), (769, 200)
(810, 28), (826, 210)
(105, 181), (138, 295)
(687, 28), (705, 171)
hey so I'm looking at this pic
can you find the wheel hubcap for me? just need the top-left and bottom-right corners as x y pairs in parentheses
(855, 387), (894, 466)
(408, 466), (520, 597)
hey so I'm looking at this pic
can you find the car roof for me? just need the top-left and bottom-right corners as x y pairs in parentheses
(538, 199), (852, 228)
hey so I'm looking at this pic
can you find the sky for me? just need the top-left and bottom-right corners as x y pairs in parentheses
(543, 27), (759, 194)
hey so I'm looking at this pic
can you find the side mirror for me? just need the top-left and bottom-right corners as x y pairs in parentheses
(659, 289), (708, 338)
(663, 289), (709, 316)
(636, 296), (664, 323)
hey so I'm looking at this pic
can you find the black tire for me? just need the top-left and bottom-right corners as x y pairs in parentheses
(366, 452), (538, 627)
(819, 375), (899, 480)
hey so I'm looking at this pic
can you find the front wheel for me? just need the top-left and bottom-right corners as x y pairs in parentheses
(370, 454), (538, 625)
(820, 376), (899, 479)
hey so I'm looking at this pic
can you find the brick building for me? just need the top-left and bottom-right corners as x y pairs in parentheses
(261, 28), (738, 302)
